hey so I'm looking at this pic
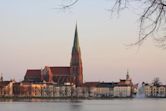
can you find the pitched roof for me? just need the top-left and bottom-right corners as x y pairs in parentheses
(49, 67), (71, 76)
(97, 82), (116, 88)
(0, 81), (12, 88)
(25, 69), (41, 78)
(83, 82), (100, 87)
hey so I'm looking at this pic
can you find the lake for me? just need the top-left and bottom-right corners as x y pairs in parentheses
(0, 98), (165, 111)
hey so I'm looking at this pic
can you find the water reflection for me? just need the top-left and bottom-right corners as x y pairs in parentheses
(0, 98), (13, 102)
(0, 99), (165, 111)
(69, 100), (83, 111)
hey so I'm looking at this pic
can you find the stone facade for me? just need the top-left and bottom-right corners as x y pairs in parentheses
(113, 85), (132, 97)
(143, 83), (166, 97)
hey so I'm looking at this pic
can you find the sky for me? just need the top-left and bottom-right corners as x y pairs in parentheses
(0, 0), (166, 84)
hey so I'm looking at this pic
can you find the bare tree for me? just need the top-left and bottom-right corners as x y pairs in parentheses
(56, 0), (79, 10)
(111, 0), (166, 48)
(59, 0), (166, 48)
(152, 77), (162, 86)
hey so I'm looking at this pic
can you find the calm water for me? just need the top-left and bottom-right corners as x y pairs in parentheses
(0, 98), (166, 111)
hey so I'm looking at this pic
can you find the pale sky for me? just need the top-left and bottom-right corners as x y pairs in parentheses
(0, 0), (166, 84)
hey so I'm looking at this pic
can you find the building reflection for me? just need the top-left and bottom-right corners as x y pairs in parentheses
(69, 100), (83, 111)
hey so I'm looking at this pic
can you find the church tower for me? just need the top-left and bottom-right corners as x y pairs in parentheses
(0, 73), (3, 82)
(126, 69), (130, 80)
(70, 24), (83, 86)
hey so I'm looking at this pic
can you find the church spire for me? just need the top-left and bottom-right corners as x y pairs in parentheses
(72, 23), (80, 53)
(0, 73), (3, 82)
(70, 23), (83, 86)
(126, 69), (130, 80)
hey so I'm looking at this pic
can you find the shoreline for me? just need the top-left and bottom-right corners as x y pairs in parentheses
(0, 96), (166, 101)
(0, 96), (134, 100)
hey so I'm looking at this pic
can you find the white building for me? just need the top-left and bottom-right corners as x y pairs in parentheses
(113, 85), (132, 97)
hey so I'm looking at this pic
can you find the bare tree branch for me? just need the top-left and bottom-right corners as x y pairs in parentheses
(58, 0), (166, 48)
(58, 0), (79, 9)
(111, 0), (166, 48)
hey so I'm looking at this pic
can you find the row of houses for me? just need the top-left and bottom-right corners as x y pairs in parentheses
(143, 83), (166, 97)
(0, 74), (137, 98)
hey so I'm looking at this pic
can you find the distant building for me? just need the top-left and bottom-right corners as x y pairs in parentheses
(113, 84), (132, 97)
(24, 69), (42, 82)
(5, 25), (140, 98)
(13, 82), (45, 97)
(24, 25), (83, 86)
(0, 80), (15, 97)
(19, 82), (32, 97)
(143, 83), (166, 97)
(113, 71), (134, 97)
(31, 83), (44, 97)
(70, 24), (83, 86)
(13, 82), (21, 96)
(96, 82), (115, 97)
(83, 82), (100, 97)
(42, 66), (73, 85)
(158, 85), (166, 97)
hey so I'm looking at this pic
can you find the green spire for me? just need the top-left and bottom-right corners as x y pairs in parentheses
(73, 23), (80, 52)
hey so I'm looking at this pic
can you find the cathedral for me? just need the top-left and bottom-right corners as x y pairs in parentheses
(24, 25), (83, 86)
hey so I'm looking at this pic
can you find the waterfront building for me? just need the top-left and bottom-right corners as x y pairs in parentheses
(113, 85), (132, 97)
(41, 83), (54, 97)
(0, 25), (139, 98)
(59, 86), (66, 97)
(96, 82), (114, 97)
(42, 25), (83, 86)
(143, 83), (166, 97)
(42, 66), (73, 85)
(143, 83), (152, 97)
(13, 82), (21, 96)
(24, 25), (83, 87)
(158, 85), (166, 97)
(53, 86), (60, 97)
(0, 80), (15, 97)
(113, 71), (133, 97)
(24, 69), (42, 82)
(19, 82), (31, 97)
(31, 83), (45, 97)
(152, 85), (158, 96)
(118, 70), (133, 86)
(70, 24), (83, 86)
(14, 82), (44, 97)
(74, 87), (84, 97)
(96, 87), (110, 97)
(83, 82), (99, 97)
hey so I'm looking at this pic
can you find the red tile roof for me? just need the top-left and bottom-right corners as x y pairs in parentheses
(25, 69), (41, 77)
(0, 81), (12, 88)
(49, 67), (71, 76)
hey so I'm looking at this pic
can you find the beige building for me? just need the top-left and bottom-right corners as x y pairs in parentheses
(53, 86), (60, 97)
(113, 85), (132, 97)
(31, 83), (45, 97)
(113, 71), (133, 97)
(95, 83), (114, 97)
(151, 86), (158, 96)
(0, 80), (15, 97)
(143, 83), (166, 97)
(158, 85), (166, 97)
(42, 83), (54, 97)
(144, 84), (152, 97)
(83, 82), (99, 97)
